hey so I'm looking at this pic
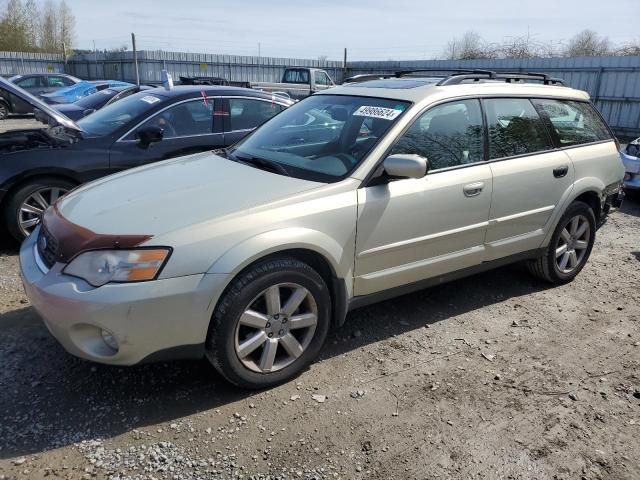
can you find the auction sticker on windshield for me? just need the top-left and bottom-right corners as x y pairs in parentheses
(140, 95), (161, 104)
(353, 105), (402, 120)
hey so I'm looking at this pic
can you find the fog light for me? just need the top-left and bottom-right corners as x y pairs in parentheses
(624, 173), (631, 181)
(100, 329), (119, 352)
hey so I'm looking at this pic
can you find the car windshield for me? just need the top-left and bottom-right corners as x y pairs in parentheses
(77, 91), (165, 136)
(229, 95), (411, 182)
(74, 89), (118, 109)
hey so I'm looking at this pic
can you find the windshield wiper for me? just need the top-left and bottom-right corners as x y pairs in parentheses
(231, 152), (291, 177)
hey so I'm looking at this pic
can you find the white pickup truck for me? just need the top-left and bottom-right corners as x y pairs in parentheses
(251, 67), (335, 100)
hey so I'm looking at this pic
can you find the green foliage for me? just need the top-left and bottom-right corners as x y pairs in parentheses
(0, 0), (75, 53)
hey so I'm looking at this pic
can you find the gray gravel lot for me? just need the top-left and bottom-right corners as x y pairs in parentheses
(0, 115), (638, 478)
(0, 115), (44, 131)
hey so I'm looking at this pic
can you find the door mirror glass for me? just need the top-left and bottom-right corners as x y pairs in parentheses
(383, 153), (428, 179)
(136, 125), (164, 147)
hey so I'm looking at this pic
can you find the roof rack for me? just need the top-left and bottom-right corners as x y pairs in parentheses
(343, 73), (396, 83)
(344, 69), (487, 83)
(436, 70), (565, 86)
(344, 69), (565, 86)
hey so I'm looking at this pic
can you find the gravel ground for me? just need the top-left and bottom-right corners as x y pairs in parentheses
(0, 115), (44, 131)
(0, 195), (638, 480)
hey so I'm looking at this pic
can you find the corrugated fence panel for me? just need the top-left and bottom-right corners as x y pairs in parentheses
(2, 51), (639, 135)
(0, 51), (65, 76)
(348, 56), (640, 136)
(0, 49), (344, 85)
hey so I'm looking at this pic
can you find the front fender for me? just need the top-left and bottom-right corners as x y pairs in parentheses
(208, 227), (349, 280)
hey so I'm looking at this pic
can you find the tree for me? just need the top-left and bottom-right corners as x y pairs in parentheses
(39, 0), (59, 52)
(0, 0), (75, 53)
(563, 29), (611, 57)
(57, 0), (74, 52)
(23, 0), (39, 47)
(499, 34), (558, 59)
(0, 0), (30, 51)
(443, 31), (496, 60)
(616, 39), (640, 56)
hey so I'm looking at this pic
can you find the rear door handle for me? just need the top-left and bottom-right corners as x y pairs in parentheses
(463, 182), (484, 197)
(553, 165), (569, 178)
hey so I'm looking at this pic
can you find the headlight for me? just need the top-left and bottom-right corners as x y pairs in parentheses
(63, 248), (171, 287)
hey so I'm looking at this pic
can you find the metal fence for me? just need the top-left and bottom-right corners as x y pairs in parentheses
(64, 50), (345, 85)
(0, 51), (65, 76)
(348, 57), (640, 137)
(2, 50), (640, 136)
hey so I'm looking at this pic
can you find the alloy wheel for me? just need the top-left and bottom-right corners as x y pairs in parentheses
(555, 214), (590, 274)
(18, 187), (68, 237)
(234, 282), (318, 373)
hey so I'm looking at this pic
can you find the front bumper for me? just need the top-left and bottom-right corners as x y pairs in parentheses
(19, 230), (228, 365)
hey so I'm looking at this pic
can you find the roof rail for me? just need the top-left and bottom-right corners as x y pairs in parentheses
(395, 68), (494, 77)
(344, 69), (565, 87)
(343, 73), (396, 83)
(437, 70), (565, 86)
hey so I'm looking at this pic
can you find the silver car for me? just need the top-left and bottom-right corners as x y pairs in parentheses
(20, 71), (625, 389)
(620, 138), (640, 190)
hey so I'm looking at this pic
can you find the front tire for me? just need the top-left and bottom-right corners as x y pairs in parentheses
(4, 178), (74, 242)
(206, 256), (331, 389)
(528, 200), (596, 284)
(0, 101), (9, 120)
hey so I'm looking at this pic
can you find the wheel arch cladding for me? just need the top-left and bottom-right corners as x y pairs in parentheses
(542, 178), (604, 246)
(207, 228), (352, 328)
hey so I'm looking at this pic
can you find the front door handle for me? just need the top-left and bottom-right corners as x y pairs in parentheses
(553, 165), (569, 178)
(463, 182), (485, 197)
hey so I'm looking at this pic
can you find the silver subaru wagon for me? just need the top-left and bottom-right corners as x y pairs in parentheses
(20, 70), (625, 389)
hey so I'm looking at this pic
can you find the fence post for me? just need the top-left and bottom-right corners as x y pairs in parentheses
(132, 33), (140, 86)
(342, 48), (347, 82)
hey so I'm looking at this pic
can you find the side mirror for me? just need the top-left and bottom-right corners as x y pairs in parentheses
(136, 126), (164, 148)
(383, 153), (428, 179)
(82, 108), (96, 117)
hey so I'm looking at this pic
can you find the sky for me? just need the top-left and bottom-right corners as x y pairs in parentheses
(61, 0), (636, 60)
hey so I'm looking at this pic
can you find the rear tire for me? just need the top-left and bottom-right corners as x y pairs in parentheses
(528, 200), (596, 284)
(206, 256), (331, 389)
(4, 178), (74, 242)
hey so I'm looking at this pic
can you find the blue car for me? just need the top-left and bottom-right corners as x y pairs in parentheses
(620, 138), (640, 190)
(41, 80), (134, 105)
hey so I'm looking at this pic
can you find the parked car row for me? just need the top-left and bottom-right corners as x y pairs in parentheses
(1, 73), (134, 119)
(7, 68), (625, 389)
(0, 77), (294, 240)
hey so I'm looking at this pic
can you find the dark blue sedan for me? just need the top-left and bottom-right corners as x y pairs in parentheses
(53, 85), (155, 120)
(0, 78), (293, 240)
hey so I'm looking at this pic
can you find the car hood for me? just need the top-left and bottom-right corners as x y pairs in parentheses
(1, 76), (81, 132)
(57, 151), (323, 236)
(54, 102), (83, 113)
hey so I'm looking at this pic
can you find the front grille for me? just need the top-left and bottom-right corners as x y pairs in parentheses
(37, 226), (59, 269)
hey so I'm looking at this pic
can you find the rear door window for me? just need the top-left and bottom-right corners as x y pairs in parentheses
(283, 69), (310, 84)
(48, 75), (74, 87)
(484, 98), (553, 159)
(229, 98), (285, 131)
(15, 76), (44, 89)
(532, 99), (611, 146)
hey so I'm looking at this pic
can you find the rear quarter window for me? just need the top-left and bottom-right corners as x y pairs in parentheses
(533, 99), (611, 146)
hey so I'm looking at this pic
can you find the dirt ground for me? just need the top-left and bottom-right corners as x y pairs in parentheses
(0, 156), (639, 478)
